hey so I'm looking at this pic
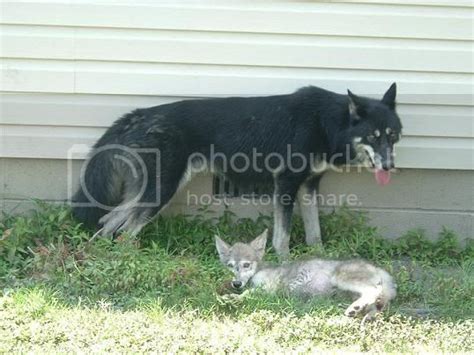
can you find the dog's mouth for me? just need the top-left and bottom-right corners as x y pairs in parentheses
(363, 150), (392, 186)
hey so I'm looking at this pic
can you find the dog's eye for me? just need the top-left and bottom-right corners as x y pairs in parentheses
(227, 262), (234, 268)
(242, 262), (251, 268)
(366, 135), (376, 143)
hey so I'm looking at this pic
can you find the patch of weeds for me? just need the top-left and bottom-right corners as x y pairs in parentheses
(0, 202), (89, 281)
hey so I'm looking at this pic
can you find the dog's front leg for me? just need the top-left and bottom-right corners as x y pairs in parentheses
(297, 176), (322, 246)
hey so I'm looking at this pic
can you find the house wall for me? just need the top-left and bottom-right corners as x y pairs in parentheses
(1, 1), (473, 240)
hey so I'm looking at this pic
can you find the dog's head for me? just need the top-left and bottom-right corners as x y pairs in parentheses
(215, 229), (268, 290)
(348, 83), (403, 185)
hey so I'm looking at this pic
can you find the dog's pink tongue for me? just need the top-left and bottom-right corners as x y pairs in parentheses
(375, 169), (391, 186)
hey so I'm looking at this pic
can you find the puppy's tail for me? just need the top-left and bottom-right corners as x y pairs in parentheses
(376, 270), (397, 310)
(71, 148), (123, 229)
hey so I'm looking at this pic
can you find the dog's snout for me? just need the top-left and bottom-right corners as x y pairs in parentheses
(382, 160), (394, 171)
(231, 281), (243, 289)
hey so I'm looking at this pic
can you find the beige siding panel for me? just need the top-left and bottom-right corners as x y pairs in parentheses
(0, 60), (74, 93)
(2, 125), (473, 170)
(2, 94), (473, 139)
(2, 25), (472, 73)
(397, 105), (474, 138)
(395, 138), (474, 170)
(1, 125), (100, 159)
(1, 60), (472, 105)
(0, 1), (472, 170)
(1, 2), (472, 40)
(352, 0), (473, 6)
(0, 26), (76, 59)
(0, 93), (187, 127)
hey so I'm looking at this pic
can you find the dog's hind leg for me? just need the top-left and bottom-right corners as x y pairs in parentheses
(332, 261), (383, 318)
(114, 178), (181, 236)
(99, 207), (132, 236)
(99, 183), (179, 237)
(98, 172), (156, 236)
(297, 175), (322, 246)
(116, 206), (154, 236)
(99, 205), (157, 237)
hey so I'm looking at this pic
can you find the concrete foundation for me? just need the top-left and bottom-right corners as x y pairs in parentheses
(1, 158), (472, 242)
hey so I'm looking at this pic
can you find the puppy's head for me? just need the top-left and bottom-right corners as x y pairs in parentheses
(215, 229), (268, 290)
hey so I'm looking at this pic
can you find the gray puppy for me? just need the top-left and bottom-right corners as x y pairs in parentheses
(216, 229), (396, 319)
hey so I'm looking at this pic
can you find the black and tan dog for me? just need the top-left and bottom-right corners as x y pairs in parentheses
(73, 83), (402, 257)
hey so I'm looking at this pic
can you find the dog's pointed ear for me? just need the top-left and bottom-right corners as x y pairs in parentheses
(381, 82), (397, 110)
(215, 235), (231, 264)
(347, 89), (363, 121)
(250, 229), (268, 260)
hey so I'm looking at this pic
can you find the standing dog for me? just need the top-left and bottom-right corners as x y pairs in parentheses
(73, 83), (402, 257)
(216, 230), (397, 319)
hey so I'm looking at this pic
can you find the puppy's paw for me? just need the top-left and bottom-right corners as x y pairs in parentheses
(216, 290), (250, 306)
(344, 302), (368, 317)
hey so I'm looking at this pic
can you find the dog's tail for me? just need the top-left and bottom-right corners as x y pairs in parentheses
(71, 148), (123, 229)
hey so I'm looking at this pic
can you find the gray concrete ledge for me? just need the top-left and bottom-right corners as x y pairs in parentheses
(1, 158), (473, 241)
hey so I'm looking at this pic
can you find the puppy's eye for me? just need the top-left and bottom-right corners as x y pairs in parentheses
(242, 262), (251, 268)
(227, 262), (234, 268)
(366, 135), (375, 143)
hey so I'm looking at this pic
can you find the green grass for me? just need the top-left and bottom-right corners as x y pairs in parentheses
(0, 203), (473, 352)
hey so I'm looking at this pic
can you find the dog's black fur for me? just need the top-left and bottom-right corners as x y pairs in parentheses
(73, 84), (402, 256)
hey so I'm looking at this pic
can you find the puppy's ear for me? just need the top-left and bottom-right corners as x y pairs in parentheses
(347, 89), (364, 121)
(250, 229), (268, 260)
(381, 82), (397, 110)
(215, 235), (231, 264)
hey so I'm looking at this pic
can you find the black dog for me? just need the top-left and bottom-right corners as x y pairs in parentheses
(73, 83), (402, 257)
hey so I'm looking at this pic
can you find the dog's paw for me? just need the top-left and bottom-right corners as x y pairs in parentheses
(362, 311), (377, 323)
(344, 302), (369, 317)
(220, 293), (240, 301)
(216, 290), (250, 306)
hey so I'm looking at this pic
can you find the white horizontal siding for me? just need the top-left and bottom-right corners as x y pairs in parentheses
(1, 2), (472, 40)
(2, 124), (473, 170)
(0, 0), (473, 170)
(2, 93), (473, 138)
(1, 60), (472, 105)
(2, 25), (472, 73)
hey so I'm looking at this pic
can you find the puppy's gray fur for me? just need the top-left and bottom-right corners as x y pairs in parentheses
(216, 230), (397, 319)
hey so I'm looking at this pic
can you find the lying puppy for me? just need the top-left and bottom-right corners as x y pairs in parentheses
(215, 229), (396, 320)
